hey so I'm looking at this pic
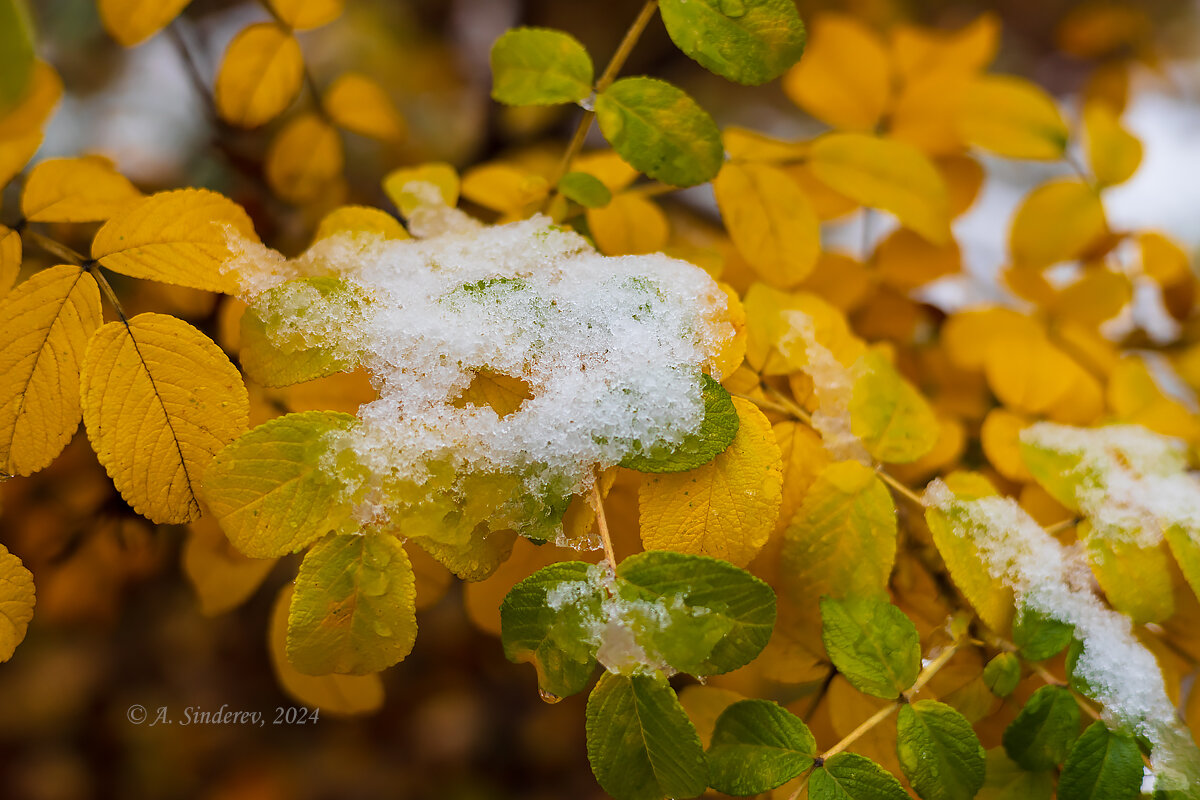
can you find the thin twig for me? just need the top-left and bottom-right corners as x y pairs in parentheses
(23, 229), (128, 319)
(589, 477), (617, 567)
(876, 468), (926, 509)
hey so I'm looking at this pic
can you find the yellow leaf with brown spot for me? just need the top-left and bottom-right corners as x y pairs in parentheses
(82, 312), (249, 524)
(267, 0), (345, 31)
(782, 14), (891, 132)
(587, 192), (668, 256)
(92, 188), (259, 294)
(714, 162), (819, 288)
(959, 75), (1068, 160)
(0, 266), (101, 477)
(265, 113), (344, 204)
(0, 543), (34, 662)
(98, 0), (191, 46)
(1010, 180), (1106, 269)
(808, 133), (950, 244)
(325, 72), (405, 142)
(215, 23), (304, 128)
(638, 398), (782, 567)
(21, 156), (143, 223)
(1083, 102), (1142, 188)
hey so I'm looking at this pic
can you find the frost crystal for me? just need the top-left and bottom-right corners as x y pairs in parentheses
(924, 481), (1200, 791)
(228, 212), (733, 543)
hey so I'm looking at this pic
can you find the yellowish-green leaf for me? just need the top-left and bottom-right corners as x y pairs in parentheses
(215, 23), (304, 128)
(97, 0), (191, 47)
(267, 0), (344, 31)
(324, 72), (405, 142)
(959, 75), (1069, 161)
(0, 543), (34, 662)
(1079, 521), (1173, 624)
(265, 112), (344, 204)
(781, 13), (891, 131)
(489, 27), (594, 106)
(0, 0), (35, 115)
(82, 312), (249, 524)
(808, 133), (950, 244)
(639, 397), (783, 567)
(383, 162), (459, 216)
(287, 532), (416, 675)
(1083, 102), (1142, 189)
(587, 192), (668, 256)
(269, 585), (383, 715)
(0, 61), (60, 139)
(21, 155), (143, 223)
(410, 525), (517, 582)
(1010, 180), (1106, 270)
(0, 266), (101, 477)
(714, 162), (819, 288)
(0, 224), (20, 297)
(92, 188), (259, 294)
(658, 0), (807, 86)
(314, 205), (408, 242)
(850, 349), (939, 463)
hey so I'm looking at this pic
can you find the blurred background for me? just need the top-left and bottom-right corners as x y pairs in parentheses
(2, 0), (1200, 798)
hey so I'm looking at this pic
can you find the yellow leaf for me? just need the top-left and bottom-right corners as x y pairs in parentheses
(980, 408), (1032, 482)
(572, 150), (639, 193)
(383, 162), (459, 216)
(1138, 231), (1190, 286)
(875, 227), (961, 291)
(324, 72), (405, 142)
(750, 420), (829, 586)
(21, 156), (143, 223)
(269, 585), (383, 716)
(214, 23), (304, 128)
(1009, 179), (1106, 269)
(1052, 268), (1131, 326)
(451, 368), (533, 419)
(1107, 357), (1200, 443)
(709, 282), (747, 381)
(713, 162), (819, 288)
(723, 126), (810, 163)
(586, 192), (668, 256)
(183, 510), (276, 616)
(743, 285), (863, 375)
(678, 686), (745, 748)
(0, 266), (101, 477)
(0, 129), (40, 188)
(984, 336), (1103, 424)
(1080, 521), (1174, 624)
(638, 398), (783, 567)
(808, 133), (950, 244)
(81, 312), (249, 524)
(941, 307), (1043, 370)
(265, 113), (344, 204)
(782, 14), (891, 132)
(799, 252), (872, 312)
(938, 154), (984, 218)
(784, 162), (858, 220)
(461, 163), (549, 217)
(314, 205), (408, 242)
(0, 224), (19, 297)
(0, 543), (34, 662)
(959, 75), (1069, 160)
(1057, 4), (1149, 60)
(0, 62), (61, 139)
(888, 70), (970, 156)
(97, 0), (191, 46)
(1083, 102), (1142, 188)
(890, 13), (999, 81)
(267, 0), (345, 31)
(92, 188), (258, 294)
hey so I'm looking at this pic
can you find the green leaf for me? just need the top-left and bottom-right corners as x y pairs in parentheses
(585, 671), (708, 800)
(410, 524), (516, 581)
(820, 595), (920, 699)
(1002, 685), (1081, 770)
(622, 374), (740, 473)
(240, 277), (369, 387)
(983, 653), (1021, 698)
(1013, 603), (1074, 661)
(500, 561), (604, 699)
(850, 349), (939, 464)
(558, 171), (612, 209)
(659, 0), (805, 86)
(707, 699), (816, 795)
(617, 550), (776, 675)
(0, 0), (34, 114)
(594, 77), (723, 187)
(896, 700), (986, 800)
(287, 532), (417, 675)
(489, 27), (594, 106)
(977, 748), (1054, 800)
(202, 411), (358, 558)
(809, 753), (910, 800)
(1059, 722), (1142, 800)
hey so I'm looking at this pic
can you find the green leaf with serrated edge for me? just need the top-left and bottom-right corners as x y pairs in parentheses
(896, 700), (986, 800)
(850, 349), (939, 464)
(558, 171), (612, 209)
(706, 699), (815, 795)
(0, 0), (34, 113)
(1002, 685), (1081, 770)
(240, 277), (369, 388)
(202, 411), (358, 558)
(1013, 602), (1074, 661)
(983, 653), (1021, 698)
(659, 0), (805, 86)
(594, 77), (723, 187)
(622, 374), (740, 473)
(410, 524), (517, 581)
(489, 27), (594, 106)
(820, 595), (920, 699)
(585, 671), (708, 800)
(287, 532), (416, 675)
(1059, 722), (1142, 800)
(617, 550), (775, 675)
(809, 753), (910, 800)
(500, 561), (604, 698)
(977, 748), (1054, 800)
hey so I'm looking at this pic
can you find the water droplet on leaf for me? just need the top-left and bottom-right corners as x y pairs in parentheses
(538, 688), (563, 704)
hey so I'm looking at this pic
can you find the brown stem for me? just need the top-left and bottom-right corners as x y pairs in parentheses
(589, 477), (617, 566)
